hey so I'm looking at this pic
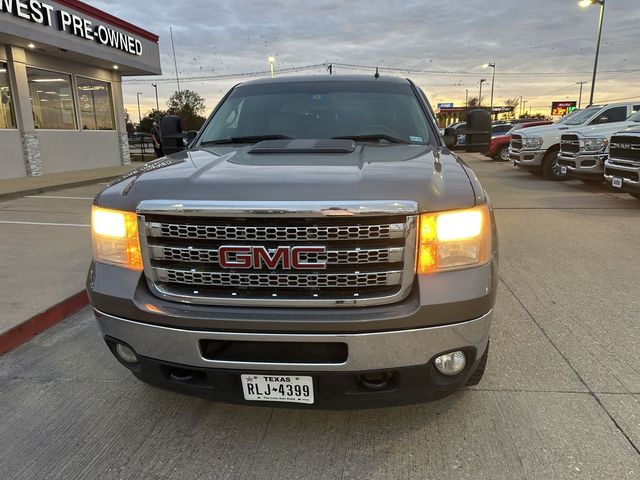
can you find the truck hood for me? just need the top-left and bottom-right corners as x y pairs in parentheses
(562, 120), (640, 137)
(96, 144), (478, 213)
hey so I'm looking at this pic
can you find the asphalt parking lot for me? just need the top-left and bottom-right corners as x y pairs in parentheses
(1, 153), (639, 479)
(0, 183), (104, 335)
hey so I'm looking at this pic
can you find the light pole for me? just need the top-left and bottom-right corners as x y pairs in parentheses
(136, 92), (143, 126)
(268, 56), (276, 78)
(478, 79), (486, 107)
(522, 100), (528, 117)
(579, 0), (605, 105)
(576, 81), (587, 109)
(483, 62), (496, 116)
(151, 83), (159, 112)
(465, 89), (468, 108)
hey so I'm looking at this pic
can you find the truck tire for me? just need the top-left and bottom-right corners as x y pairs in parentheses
(541, 147), (566, 181)
(466, 340), (490, 386)
(495, 146), (509, 162)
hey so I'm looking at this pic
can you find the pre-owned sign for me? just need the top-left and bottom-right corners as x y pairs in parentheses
(0, 0), (143, 56)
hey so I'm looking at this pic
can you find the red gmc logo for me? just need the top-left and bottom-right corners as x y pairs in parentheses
(218, 246), (327, 270)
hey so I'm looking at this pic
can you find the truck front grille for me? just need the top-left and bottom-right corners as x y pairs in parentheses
(510, 134), (523, 151)
(137, 201), (417, 307)
(560, 134), (580, 155)
(609, 134), (640, 162)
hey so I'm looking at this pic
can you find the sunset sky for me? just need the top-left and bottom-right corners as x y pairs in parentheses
(89, 0), (640, 119)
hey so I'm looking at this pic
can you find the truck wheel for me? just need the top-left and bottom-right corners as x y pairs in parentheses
(496, 146), (509, 162)
(581, 178), (605, 185)
(541, 148), (566, 181)
(466, 340), (490, 386)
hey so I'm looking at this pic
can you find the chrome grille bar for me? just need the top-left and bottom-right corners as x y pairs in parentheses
(148, 245), (405, 265)
(155, 268), (403, 288)
(146, 222), (405, 241)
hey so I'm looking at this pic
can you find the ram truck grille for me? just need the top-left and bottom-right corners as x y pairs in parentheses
(137, 201), (417, 307)
(560, 134), (580, 155)
(510, 134), (523, 151)
(609, 134), (640, 163)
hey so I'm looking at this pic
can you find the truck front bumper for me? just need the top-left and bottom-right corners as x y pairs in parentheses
(604, 159), (640, 194)
(510, 148), (545, 169)
(95, 308), (491, 408)
(557, 152), (606, 178)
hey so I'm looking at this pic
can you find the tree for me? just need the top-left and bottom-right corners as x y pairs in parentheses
(167, 89), (207, 130)
(137, 109), (168, 133)
(503, 98), (520, 119)
(124, 110), (135, 134)
(467, 97), (480, 108)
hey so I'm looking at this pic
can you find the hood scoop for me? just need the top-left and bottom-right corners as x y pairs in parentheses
(249, 139), (356, 154)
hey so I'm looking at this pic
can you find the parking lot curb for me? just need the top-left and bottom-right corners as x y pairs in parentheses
(0, 176), (117, 202)
(0, 291), (88, 355)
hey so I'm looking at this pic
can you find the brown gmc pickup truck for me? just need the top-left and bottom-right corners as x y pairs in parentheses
(87, 75), (498, 408)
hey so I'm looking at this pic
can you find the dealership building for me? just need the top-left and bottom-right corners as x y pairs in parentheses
(0, 0), (161, 179)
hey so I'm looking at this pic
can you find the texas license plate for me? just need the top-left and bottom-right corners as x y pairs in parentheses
(241, 374), (314, 404)
(612, 177), (623, 188)
(560, 166), (567, 175)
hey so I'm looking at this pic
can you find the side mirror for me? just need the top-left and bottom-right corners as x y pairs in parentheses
(465, 109), (491, 153)
(160, 115), (185, 155)
(443, 127), (458, 148)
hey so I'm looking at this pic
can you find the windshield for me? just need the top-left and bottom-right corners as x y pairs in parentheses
(198, 80), (433, 146)
(563, 106), (601, 125)
(626, 110), (640, 122)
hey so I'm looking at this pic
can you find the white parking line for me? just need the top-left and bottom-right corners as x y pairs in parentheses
(25, 195), (94, 200)
(0, 220), (89, 227)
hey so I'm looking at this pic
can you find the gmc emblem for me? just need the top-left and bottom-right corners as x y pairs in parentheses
(218, 246), (327, 270)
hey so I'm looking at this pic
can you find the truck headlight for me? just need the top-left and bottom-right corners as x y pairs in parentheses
(417, 204), (492, 274)
(522, 136), (543, 150)
(579, 137), (608, 152)
(91, 206), (143, 270)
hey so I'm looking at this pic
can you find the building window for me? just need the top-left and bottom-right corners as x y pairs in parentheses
(26, 67), (77, 130)
(0, 62), (16, 129)
(77, 76), (115, 130)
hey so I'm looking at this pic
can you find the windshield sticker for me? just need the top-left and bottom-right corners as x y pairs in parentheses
(410, 136), (423, 143)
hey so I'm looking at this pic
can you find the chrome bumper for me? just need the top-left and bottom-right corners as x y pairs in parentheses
(558, 152), (606, 174)
(510, 148), (545, 167)
(95, 309), (492, 372)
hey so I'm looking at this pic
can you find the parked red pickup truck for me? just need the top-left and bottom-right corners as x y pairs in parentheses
(486, 121), (553, 161)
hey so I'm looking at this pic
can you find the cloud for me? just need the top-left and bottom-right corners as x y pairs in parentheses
(90, 0), (640, 116)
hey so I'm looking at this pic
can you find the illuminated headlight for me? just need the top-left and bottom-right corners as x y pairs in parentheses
(417, 204), (492, 274)
(91, 206), (143, 270)
(579, 137), (608, 152)
(522, 136), (543, 150)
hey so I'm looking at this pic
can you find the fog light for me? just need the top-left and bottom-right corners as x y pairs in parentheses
(115, 343), (138, 364)
(434, 351), (466, 375)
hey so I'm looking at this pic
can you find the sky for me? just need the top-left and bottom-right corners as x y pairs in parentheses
(89, 0), (640, 119)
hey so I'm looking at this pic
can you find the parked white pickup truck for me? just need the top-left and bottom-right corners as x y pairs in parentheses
(509, 102), (640, 180)
(557, 110), (640, 184)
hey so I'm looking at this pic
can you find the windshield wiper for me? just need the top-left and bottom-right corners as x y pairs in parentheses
(332, 134), (409, 144)
(200, 134), (292, 145)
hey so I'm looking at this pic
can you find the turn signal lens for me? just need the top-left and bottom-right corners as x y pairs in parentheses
(91, 206), (143, 270)
(417, 205), (491, 273)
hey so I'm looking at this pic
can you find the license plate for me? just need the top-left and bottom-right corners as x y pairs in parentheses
(560, 166), (567, 175)
(612, 177), (623, 188)
(241, 374), (314, 404)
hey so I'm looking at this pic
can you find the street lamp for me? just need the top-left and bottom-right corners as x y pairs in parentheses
(478, 79), (486, 107)
(483, 62), (496, 115)
(268, 56), (276, 78)
(136, 92), (143, 126)
(151, 83), (159, 112)
(579, 0), (605, 105)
